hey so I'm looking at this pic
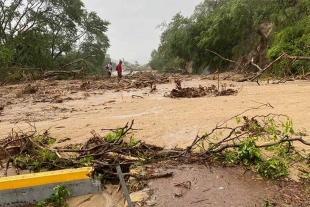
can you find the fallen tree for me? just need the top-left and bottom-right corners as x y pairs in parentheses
(0, 55), (97, 85)
(42, 55), (96, 78)
(206, 49), (310, 82)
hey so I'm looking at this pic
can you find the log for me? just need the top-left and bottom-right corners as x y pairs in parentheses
(107, 152), (139, 161)
(42, 70), (80, 78)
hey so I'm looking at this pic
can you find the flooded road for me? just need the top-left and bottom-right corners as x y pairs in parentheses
(0, 76), (310, 150)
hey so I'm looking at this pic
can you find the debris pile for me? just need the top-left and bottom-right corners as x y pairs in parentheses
(97, 72), (169, 90)
(0, 121), (172, 182)
(168, 78), (238, 98)
(1, 114), (310, 206)
(4, 72), (171, 105)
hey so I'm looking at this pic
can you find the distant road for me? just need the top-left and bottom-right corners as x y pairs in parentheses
(111, 70), (130, 76)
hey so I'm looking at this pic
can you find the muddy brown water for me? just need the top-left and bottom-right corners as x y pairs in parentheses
(1, 77), (310, 150)
(1, 75), (310, 206)
(149, 164), (275, 207)
(65, 164), (309, 207)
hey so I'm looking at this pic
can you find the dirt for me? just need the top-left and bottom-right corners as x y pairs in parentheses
(1, 73), (310, 206)
(147, 164), (310, 207)
(149, 164), (279, 207)
(66, 163), (310, 207)
(1, 75), (309, 150)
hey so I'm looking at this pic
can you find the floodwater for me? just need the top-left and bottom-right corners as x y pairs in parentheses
(1, 76), (310, 150)
(1, 75), (310, 206)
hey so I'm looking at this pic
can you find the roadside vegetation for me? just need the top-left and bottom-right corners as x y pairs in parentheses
(0, 0), (111, 82)
(149, 0), (310, 75)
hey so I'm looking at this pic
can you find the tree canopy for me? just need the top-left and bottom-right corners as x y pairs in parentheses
(150, 0), (310, 75)
(0, 0), (110, 78)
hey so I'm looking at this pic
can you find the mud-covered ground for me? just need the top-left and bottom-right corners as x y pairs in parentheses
(1, 72), (310, 206)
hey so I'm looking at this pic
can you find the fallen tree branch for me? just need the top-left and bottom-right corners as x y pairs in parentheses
(0, 145), (13, 160)
(206, 49), (240, 66)
(218, 102), (273, 127)
(284, 53), (310, 61)
(107, 152), (139, 161)
(113, 120), (134, 145)
(123, 172), (173, 180)
(248, 53), (285, 81)
(132, 95), (144, 99)
(206, 49), (310, 82)
(43, 70), (83, 78)
(206, 136), (310, 154)
(57, 54), (96, 71)
(3, 132), (35, 148)
(41, 55), (96, 78)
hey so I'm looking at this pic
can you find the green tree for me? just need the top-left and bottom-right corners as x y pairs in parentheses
(150, 0), (309, 74)
(0, 0), (110, 80)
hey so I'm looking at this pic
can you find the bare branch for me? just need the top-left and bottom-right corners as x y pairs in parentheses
(57, 54), (96, 71)
(218, 102), (273, 127)
(248, 53), (285, 81)
(206, 48), (241, 66)
(207, 136), (310, 154)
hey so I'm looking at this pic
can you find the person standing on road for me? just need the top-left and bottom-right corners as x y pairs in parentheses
(117, 60), (123, 80)
(106, 61), (113, 77)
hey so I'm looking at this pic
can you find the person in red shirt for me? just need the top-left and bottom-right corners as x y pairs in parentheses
(117, 60), (123, 79)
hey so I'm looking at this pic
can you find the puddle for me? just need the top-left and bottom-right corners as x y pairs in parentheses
(148, 164), (274, 207)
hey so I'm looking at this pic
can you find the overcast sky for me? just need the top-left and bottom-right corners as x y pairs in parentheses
(82, 0), (202, 64)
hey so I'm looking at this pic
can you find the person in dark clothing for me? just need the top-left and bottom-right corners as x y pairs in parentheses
(117, 60), (123, 79)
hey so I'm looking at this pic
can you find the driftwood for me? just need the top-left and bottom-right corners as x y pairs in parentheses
(107, 152), (139, 161)
(168, 78), (238, 98)
(123, 172), (173, 180)
(0, 120), (173, 182)
(43, 68), (84, 78)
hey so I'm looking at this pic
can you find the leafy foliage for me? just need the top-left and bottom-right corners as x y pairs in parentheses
(236, 138), (262, 166)
(36, 185), (71, 207)
(208, 114), (302, 179)
(150, 0), (310, 75)
(104, 128), (123, 143)
(256, 157), (288, 179)
(79, 153), (94, 166)
(0, 0), (110, 80)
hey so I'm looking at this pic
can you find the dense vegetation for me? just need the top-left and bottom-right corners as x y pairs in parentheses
(149, 0), (310, 74)
(0, 0), (110, 80)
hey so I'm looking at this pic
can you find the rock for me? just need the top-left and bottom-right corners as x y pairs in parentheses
(146, 195), (157, 206)
(123, 189), (150, 207)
